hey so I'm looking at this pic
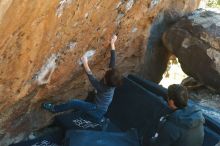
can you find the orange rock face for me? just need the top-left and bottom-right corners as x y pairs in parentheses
(0, 0), (200, 145)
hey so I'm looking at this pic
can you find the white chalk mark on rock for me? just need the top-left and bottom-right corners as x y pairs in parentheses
(116, 1), (122, 9)
(150, 0), (160, 9)
(59, 41), (77, 54)
(116, 13), (125, 25)
(73, 22), (78, 27)
(33, 41), (77, 85)
(126, 0), (134, 11)
(67, 41), (77, 51)
(131, 27), (138, 33)
(56, 0), (73, 17)
(84, 12), (89, 18)
(79, 50), (96, 65)
(34, 54), (59, 85)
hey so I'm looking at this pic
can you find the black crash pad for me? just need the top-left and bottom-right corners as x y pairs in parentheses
(203, 127), (220, 146)
(107, 77), (169, 140)
(126, 75), (220, 146)
(107, 75), (220, 146)
(64, 129), (140, 146)
(9, 129), (64, 146)
(54, 110), (104, 130)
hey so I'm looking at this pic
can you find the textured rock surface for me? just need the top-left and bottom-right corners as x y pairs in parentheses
(163, 9), (220, 91)
(0, 0), (200, 145)
(140, 0), (202, 83)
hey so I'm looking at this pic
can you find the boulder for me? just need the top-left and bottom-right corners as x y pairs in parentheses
(0, 0), (200, 145)
(163, 9), (220, 91)
(140, 0), (202, 83)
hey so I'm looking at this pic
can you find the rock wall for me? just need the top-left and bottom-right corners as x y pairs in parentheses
(0, 0), (200, 145)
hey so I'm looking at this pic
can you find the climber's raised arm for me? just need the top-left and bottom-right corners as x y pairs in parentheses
(81, 56), (105, 92)
(109, 35), (117, 69)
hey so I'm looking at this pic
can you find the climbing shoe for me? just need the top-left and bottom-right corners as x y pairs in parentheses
(42, 102), (55, 113)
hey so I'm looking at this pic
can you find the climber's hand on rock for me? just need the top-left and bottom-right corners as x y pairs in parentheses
(111, 35), (117, 50)
(111, 35), (117, 45)
(81, 56), (91, 73)
(81, 56), (88, 65)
